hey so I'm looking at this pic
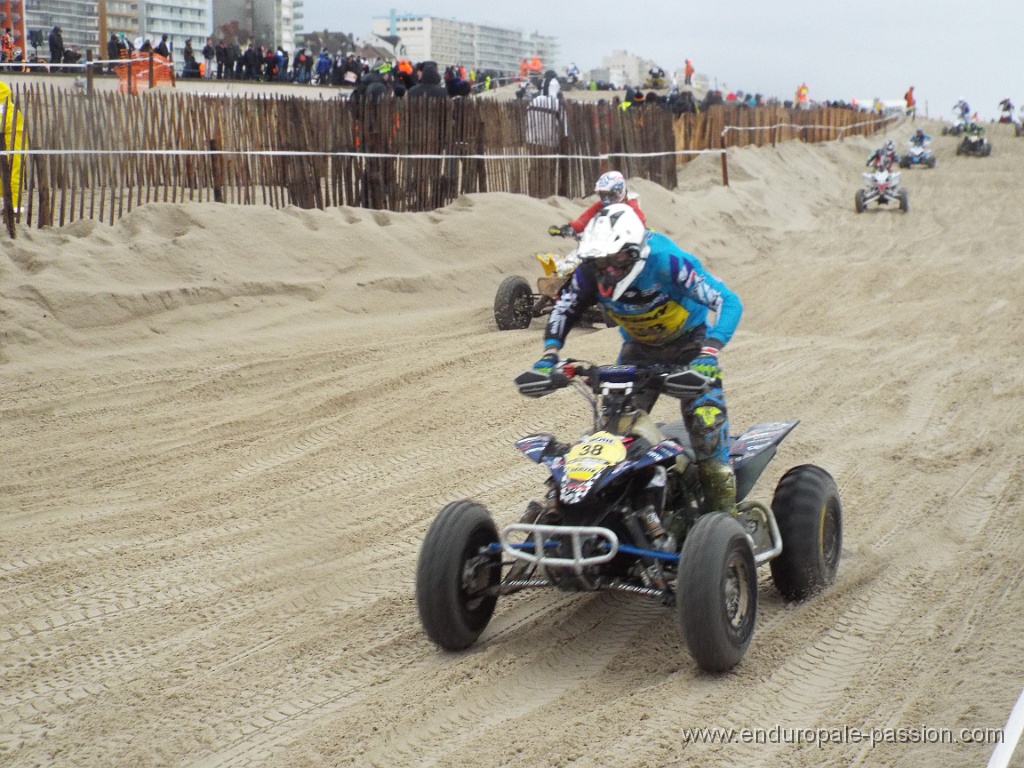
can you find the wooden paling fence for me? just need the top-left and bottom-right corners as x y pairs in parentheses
(0, 84), (891, 234)
(675, 103), (895, 151)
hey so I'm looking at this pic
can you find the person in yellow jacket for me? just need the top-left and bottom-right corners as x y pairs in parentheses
(0, 80), (26, 213)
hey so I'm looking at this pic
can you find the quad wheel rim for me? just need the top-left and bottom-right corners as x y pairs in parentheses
(724, 554), (753, 630)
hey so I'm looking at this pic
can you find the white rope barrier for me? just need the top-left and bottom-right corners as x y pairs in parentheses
(0, 58), (174, 71)
(0, 148), (724, 160)
(0, 60), (89, 71)
(720, 114), (900, 140)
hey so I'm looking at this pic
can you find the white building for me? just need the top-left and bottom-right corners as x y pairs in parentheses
(370, 12), (558, 73)
(25, 0), (100, 53)
(212, 0), (296, 53)
(142, 0), (208, 52)
(593, 49), (656, 90)
(107, 1), (141, 40)
(25, 0), (210, 58)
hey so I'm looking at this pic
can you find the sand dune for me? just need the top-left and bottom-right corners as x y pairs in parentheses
(3, 118), (1024, 767)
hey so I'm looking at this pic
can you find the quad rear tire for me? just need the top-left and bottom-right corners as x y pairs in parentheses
(854, 189), (866, 213)
(769, 465), (843, 601)
(416, 500), (501, 650)
(494, 275), (534, 330)
(677, 512), (757, 672)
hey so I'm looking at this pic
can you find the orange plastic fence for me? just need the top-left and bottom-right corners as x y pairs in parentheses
(115, 52), (175, 94)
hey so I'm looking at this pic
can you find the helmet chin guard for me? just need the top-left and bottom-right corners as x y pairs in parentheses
(606, 257), (646, 300)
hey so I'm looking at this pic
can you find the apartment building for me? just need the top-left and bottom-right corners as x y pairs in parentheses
(212, 0), (297, 54)
(370, 12), (558, 73)
(25, 0), (99, 53)
(23, 0), (208, 58)
(107, 0), (141, 40)
(140, 0), (207, 51)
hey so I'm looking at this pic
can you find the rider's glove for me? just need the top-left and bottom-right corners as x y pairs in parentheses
(548, 224), (575, 237)
(689, 346), (722, 380)
(533, 351), (560, 374)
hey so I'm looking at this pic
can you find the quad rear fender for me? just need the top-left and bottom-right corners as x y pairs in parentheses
(729, 421), (799, 502)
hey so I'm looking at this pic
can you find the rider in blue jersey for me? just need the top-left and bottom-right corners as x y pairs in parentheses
(533, 204), (744, 516)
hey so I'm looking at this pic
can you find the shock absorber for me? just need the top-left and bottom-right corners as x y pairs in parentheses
(623, 508), (667, 591)
(639, 466), (668, 546)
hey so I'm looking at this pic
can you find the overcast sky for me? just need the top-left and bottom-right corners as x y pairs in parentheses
(300, 0), (1021, 122)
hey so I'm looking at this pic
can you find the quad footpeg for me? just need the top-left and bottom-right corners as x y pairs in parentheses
(735, 501), (782, 564)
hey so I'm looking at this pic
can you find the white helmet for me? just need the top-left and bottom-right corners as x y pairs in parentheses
(594, 171), (627, 205)
(577, 204), (648, 300)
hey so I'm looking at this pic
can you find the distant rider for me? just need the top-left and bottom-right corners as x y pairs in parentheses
(867, 140), (898, 170)
(909, 129), (931, 147)
(954, 98), (970, 121)
(999, 98), (1017, 124)
(533, 204), (744, 519)
(549, 170), (646, 238)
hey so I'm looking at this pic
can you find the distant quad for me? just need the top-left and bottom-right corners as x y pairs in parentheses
(494, 242), (613, 331)
(855, 166), (909, 213)
(899, 142), (936, 169)
(957, 128), (992, 157)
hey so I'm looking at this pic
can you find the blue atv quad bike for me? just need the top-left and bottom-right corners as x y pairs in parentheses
(415, 360), (843, 672)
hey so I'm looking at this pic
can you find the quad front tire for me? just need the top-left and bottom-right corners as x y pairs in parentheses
(494, 275), (534, 330)
(898, 189), (909, 213)
(769, 464), (843, 600)
(416, 500), (501, 650)
(677, 512), (757, 672)
(854, 189), (866, 213)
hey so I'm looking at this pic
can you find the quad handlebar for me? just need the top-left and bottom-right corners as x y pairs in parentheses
(514, 359), (714, 400)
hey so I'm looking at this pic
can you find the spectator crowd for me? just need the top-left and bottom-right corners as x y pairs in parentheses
(22, 32), (902, 116)
(175, 42), (512, 99)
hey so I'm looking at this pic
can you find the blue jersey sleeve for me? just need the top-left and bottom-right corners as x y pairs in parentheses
(649, 232), (743, 346)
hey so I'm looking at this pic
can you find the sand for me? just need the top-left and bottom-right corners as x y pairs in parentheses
(3, 118), (1024, 768)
